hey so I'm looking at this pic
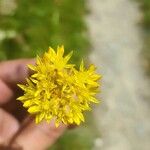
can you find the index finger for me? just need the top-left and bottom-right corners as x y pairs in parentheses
(0, 59), (35, 85)
(11, 120), (66, 150)
(0, 59), (34, 105)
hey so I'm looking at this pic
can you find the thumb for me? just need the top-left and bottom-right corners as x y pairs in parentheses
(11, 119), (66, 150)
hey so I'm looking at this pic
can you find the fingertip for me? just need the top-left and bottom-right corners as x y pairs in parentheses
(0, 109), (20, 144)
(0, 79), (13, 105)
(0, 59), (35, 84)
(11, 119), (66, 150)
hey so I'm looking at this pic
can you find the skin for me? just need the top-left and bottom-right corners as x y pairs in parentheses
(0, 59), (66, 150)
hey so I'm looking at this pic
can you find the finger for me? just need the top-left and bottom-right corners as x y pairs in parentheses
(11, 120), (66, 150)
(0, 79), (13, 105)
(0, 59), (35, 85)
(0, 108), (19, 146)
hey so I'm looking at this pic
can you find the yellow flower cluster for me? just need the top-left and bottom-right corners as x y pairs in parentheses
(17, 46), (101, 127)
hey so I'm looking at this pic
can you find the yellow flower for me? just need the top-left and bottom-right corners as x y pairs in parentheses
(17, 46), (101, 127)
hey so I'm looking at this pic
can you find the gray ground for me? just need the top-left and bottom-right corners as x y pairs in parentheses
(86, 0), (150, 150)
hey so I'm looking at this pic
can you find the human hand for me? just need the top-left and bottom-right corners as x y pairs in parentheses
(0, 59), (66, 150)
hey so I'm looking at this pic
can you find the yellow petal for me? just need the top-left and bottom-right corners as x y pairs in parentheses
(17, 96), (26, 101)
(55, 119), (60, 127)
(57, 45), (64, 57)
(17, 84), (27, 91)
(74, 116), (80, 125)
(48, 47), (56, 56)
(80, 59), (84, 71)
(28, 64), (36, 71)
(64, 51), (73, 63)
(36, 55), (42, 65)
(23, 100), (32, 107)
(28, 106), (40, 114)
(39, 113), (45, 122)
(88, 64), (96, 71)
(89, 97), (99, 103)
(35, 115), (40, 124)
(31, 73), (38, 78)
(30, 78), (38, 84)
(68, 118), (73, 123)
(77, 113), (85, 122)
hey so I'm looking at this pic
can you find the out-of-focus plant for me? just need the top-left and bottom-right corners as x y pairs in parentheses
(0, 0), (89, 65)
(137, 0), (150, 76)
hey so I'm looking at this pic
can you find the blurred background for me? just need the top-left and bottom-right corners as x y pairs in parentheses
(0, 0), (150, 150)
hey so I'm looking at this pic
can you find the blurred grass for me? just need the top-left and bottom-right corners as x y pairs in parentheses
(50, 112), (99, 150)
(0, 0), (89, 65)
(137, 0), (150, 76)
(0, 0), (99, 149)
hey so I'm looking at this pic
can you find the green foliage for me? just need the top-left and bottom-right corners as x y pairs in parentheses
(51, 127), (94, 150)
(137, 0), (150, 75)
(138, 0), (150, 28)
(0, 0), (89, 65)
(50, 113), (99, 150)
